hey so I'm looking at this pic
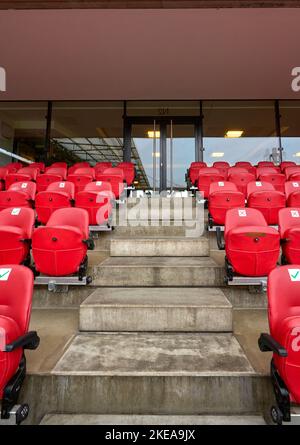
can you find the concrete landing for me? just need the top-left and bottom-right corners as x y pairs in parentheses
(110, 237), (209, 257)
(40, 414), (266, 425)
(53, 332), (254, 376)
(79, 287), (232, 332)
(92, 256), (224, 287)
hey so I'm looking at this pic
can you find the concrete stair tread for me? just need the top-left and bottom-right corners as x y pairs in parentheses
(81, 287), (231, 308)
(98, 256), (219, 267)
(79, 288), (232, 332)
(40, 414), (266, 425)
(52, 332), (255, 376)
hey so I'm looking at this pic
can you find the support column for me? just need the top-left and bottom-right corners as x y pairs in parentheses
(44, 101), (52, 162)
(160, 122), (167, 192)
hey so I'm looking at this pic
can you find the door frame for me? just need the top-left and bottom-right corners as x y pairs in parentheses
(124, 116), (203, 191)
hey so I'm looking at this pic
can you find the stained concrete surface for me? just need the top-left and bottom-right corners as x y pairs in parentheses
(52, 332), (255, 376)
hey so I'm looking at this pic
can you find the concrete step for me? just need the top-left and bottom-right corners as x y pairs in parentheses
(79, 287), (232, 332)
(110, 237), (209, 257)
(92, 257), (224, 287)
(40, 414), (266, 425)
(23, 332), (270, 418)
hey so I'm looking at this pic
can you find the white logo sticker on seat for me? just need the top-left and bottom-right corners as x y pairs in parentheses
(0, 268), (12, 281)
(21, 183), (27, 188)
(288, 269), (300, 281)
(11, 208), (21, 215)
(238, 210), (247, 217)
(293, 182), (299, 187)
(59, 183), (65, 188)
(255, 182), (262, 186)
(96, 181), (102, 186)
(291, 210), (300, 218)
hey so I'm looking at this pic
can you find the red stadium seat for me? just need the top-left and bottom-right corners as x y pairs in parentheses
(0, 208), (34, 265)
(224, 208), (280, 277)
(67, 168), (95, 193)
(256, 167), (278, 178)
(95, 162), (113, 175)
(36, 167), (67, 192)
(0, 182), (36, 211)
(0, 265), (39, 424)
(197, 168), (225, 198)
(75, 181), (113, 226)
(234, 162), (256, 176)
(35, 181), (75, 224)
(285, 166), (300, 180)
(17, 167), (39, 181)
(8, 181), (36, 201)
(259, 172), (286, 193)
(227, 170), (255, 196)
(285, 181), (300, 207)
(247, 181), (285, 225)
(257, 161), (276, 168)
(68, 162), (91, 175)
(95, 168), (125, 199)
(48, 162), (68, 169)
(278, 208), (300, 264)
(280, 161), (296, 173)
(5, 173), (31, 189)
(117, 162), (136, 186)
(259, 265), (300, 423)
(188, 162), (207, 185)
(208, 181), (245, 226)
(212, 161), (230, 177)
(5, 163), (23, 173)
(32, 208), (93, 277)
(30, 162), (45, 173)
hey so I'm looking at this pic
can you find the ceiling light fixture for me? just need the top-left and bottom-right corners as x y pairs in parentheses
(225, 130), (244, 138)
(147, 130), (160, 138)
(211, 152), (224, 158)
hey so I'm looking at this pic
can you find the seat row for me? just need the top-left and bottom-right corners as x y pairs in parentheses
(188, 160), (297, 184)
(0, 161), (136, 197)
(188, 161), (300, 197)
(0, 180), (114, 227)
(217, 207), (300, 280)
(208, 180), (300, 226)
(0, 207), (94, 278)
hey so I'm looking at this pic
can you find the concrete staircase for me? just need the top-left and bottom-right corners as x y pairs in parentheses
(23, 198), (269, 425)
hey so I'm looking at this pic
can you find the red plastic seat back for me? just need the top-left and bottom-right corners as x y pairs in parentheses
(44, 167), (67, 179)
(0, 265), (34, 396)
(267, 266), (300, 403)
(30, 162), (45, 173)
(285, 166), (300, 180)
(85, 181), (113, 194)
(225, 207), (267, 238)
(234, 163), (256, 175)
(247, 189), (286, 225)
(188, 162), (207, 184)
(257, 161), (275, 168)
(117, 162), (135, 185)
(247, 181), (274, 198)
(0, 208), (35, 264)
(278, 208), (300, 237)
(49, 162), (68, 169)
(208, 186), (245, 225)
(68, 162), (91, 175)
(5, 173), (31, 189)
(0, 167), (8, 180)
(95, 173), (125, 199)
(32, 208), (89, 276)
(228, 171), (255, 196)
(47, 181), (75, 199)
(71, 167), (95, 179)
(5, 163), (23, 173)
(8, 182), (36, 200)
(95, 162), (113, 175)
(285, 181), (300, 207)
(259, 173), (286, 193)
(0, 190), (33, 211)
(209, 181), (238, 196)
(280, 161), (296, 173)
(256, 167), (278, 178)
(67, 174), (93, 193)
(75, 190), (113, 225)
(197, 169), (225, 198)
(18, 167), (39, 181)
(36, 173), (65, 193)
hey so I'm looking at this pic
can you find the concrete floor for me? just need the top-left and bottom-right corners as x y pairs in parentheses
(26, 307), (270, 377)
